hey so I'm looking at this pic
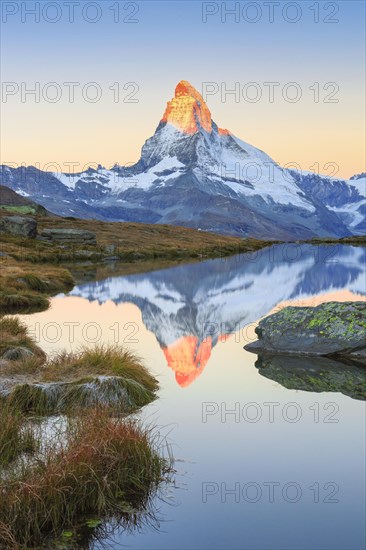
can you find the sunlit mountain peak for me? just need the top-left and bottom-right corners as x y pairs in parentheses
(161, 80), (213, 134)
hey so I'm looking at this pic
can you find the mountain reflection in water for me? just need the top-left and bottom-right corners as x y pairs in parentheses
(69, 244), (366, 386)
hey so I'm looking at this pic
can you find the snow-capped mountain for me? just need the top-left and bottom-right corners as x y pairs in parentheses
(291, 170), (366, 235)
(1, 81), (364, 239)
(68, 244), (366, 386)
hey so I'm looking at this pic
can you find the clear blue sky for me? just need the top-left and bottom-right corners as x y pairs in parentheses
(1, 1), (365, 177)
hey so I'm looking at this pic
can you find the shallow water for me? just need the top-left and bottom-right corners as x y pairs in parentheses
(20, 244), (366, 550)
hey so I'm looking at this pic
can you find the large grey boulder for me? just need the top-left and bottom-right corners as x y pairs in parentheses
(0, 215), (37, 238)
(40, 228), (97, 245)
(245, 302), (366, 357)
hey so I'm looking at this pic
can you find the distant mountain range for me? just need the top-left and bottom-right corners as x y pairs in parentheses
(68, 244), (366, 387)
(1, 81), (365, 239)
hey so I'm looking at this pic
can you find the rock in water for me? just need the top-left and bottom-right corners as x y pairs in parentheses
(245, 302), (366, 357)
(0, 215), (37, 238)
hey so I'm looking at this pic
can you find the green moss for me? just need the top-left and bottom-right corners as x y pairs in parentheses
(263, 302), (366, 343)
(0, 205), (36, 215)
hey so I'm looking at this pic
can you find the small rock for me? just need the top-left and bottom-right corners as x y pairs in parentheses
(75, 250), (101, 258)
(105, 244), (117, 254)
(2, 347), (34, 361)
(131, 252), (145, 260)
(103, 256), (119, 262)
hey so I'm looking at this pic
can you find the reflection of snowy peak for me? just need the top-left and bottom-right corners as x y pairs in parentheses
(69, 245), (366, 351)
(1, 81), (362, 239)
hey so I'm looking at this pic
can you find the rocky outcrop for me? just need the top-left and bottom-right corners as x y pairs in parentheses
(0, 215), (37, 238)
(40, 228), (97, 245)
(245, 302), (366, 358)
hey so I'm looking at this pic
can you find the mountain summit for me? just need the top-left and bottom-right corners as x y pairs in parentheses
(1, 80), (364, 239)
(161, 80), (213, 134)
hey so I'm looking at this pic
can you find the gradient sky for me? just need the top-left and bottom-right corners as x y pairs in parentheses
(1, 0), (365, 178)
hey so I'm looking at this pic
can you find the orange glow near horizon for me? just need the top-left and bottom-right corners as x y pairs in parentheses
(2, 79), (364, 179)
(267, 289), (366, 314)
(18, 289), (365, 389)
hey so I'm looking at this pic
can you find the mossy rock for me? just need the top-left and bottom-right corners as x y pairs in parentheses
(245, 302), (366, 357)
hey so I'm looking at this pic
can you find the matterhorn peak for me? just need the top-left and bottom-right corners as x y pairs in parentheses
(161, 80), (213, 134)
(174, 80), (204, 101)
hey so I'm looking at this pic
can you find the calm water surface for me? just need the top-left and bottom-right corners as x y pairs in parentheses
(20, 244), (366, 550)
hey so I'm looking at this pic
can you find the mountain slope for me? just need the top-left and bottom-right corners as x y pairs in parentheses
(291, 171), (366, 235)
(1, 80), (363, 239)
(0, 185), (51, 216)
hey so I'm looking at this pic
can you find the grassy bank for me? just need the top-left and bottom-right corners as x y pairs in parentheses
(0, 325), (169, 547)
(0, 316), (45, 361)
(0, 209), (275, 264)
(0, 409), (170, 549)
(1, 214), (170, 547)
(3, 344), (159, 416)
(1, 211), (275, 316)
(0, 256), (75, 315)
(303, 235), (366, 246)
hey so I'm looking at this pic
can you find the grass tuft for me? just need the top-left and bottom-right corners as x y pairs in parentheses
(0, 402), (38, 467)
(3, 344), (159, 416)
(0, 290), (50, 315)
(43, 345), (159, 392)
(20, 273), (50, 291)
(0, 409), (171, 548)
(0, 316), (45, 362)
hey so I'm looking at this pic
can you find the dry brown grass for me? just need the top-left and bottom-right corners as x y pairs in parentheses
(41, 345), (157, 389)
(0, 408), (170, 549)
(0, 316), (45, 362)
(2, 344), (159, 416)
(0, 401), (38, 467)
(0, 252), (74, 315)
(36, 215), (269, 251)
(0, 212), (274, 265)
(0, 258), (74, 293)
